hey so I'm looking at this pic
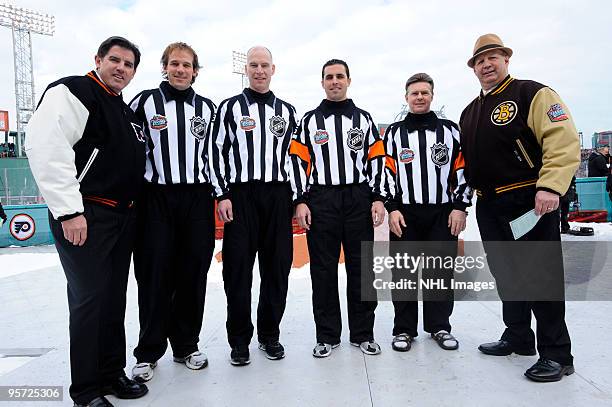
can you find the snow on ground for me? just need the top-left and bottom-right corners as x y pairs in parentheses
(0, 252), (60, 279)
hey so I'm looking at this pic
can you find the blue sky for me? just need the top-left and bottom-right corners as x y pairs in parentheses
(1, 0), (610, 147)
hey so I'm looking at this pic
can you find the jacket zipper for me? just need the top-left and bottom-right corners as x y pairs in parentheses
(77, 148), (100, 183)
(515, 139), (535, 169)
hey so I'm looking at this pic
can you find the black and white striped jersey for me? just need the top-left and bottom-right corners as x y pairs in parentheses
(383, 111), (472, 212)
(209, 88), (297, 199)
(289, 99), (386, 203)
(130, 81), (216, 185)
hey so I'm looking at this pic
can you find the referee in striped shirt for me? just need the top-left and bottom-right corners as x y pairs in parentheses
(129, 42), (216, 381)
(290, 59), (386, 358)
(209, 46), (297, 366)
(383, 73), (472, 353)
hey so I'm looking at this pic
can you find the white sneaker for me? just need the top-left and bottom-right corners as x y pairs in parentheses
(350, 340), (382, 355)
(132, 362), (157, 383)
(173, 351), (208, 370)
(312, 342), (340, 358)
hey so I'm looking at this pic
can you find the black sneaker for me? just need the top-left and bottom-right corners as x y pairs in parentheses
(258, 341), (285, 360)
(230, 345), (250, 366)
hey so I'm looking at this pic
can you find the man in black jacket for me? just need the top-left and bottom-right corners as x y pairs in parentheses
(460, 33), (580, 383)
(26, 36), (148, 407)
(588, 145), (609, 177)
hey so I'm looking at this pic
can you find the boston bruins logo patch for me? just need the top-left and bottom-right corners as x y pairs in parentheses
(190, 116), (207, 141)
(269, 115), (287, 137)
(491, 101), (518, 126)
(346, 128), (365, 151)
(430, 142), (449, 167)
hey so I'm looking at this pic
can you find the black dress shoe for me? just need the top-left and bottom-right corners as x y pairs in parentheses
(525, 357), (575, 382)
(101, 375), (148, 399)
(230, 345), (251, 366)
(74, 395), (114, 407)
(478, 340), (536, 356)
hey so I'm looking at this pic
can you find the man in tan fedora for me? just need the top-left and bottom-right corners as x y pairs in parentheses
(459, 33), (580, 382)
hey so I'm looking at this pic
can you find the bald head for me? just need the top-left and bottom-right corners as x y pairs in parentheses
(245, 45), (275, 93)
(247, 46), (273, 62)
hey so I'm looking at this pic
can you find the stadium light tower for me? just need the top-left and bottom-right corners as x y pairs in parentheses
(232, 50), (247, 90)
(0, 3), (54, 157)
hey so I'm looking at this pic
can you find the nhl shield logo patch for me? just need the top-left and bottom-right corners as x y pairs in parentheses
(399, 148), (415, 163)
(491, 101), (517, 126)
(150, 114), (168, 130)
(346, 128), (365, 151)
(240, 116), (257, 131)
(314, 130), (329, 145)
(269, 115), (287, 138)
(430, 142), (449, 167)
(190, 116), (207, 141)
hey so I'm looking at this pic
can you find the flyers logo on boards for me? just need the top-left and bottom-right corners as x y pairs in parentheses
(10, 214), (35, 241)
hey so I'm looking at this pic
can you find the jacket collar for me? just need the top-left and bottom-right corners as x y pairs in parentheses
(86, 70), (119, 97)
(480, 75), (514, 99)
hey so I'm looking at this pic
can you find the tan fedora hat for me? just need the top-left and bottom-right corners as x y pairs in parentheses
(467, 33), (513, 68)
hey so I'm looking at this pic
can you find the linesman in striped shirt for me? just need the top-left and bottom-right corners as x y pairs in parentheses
(129, 42), (216, 381)
(290, 59), (386, 358)
(383, 73), (472, 353)
(209, 46), (297, 366)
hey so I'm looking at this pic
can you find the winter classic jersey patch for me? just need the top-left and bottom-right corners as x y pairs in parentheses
(399, 148), (415, 163)
(430, 142), (449, 167)
(547, 104), (569, 122)
(269, 115), (287, 137)
(491, 101), (517, 126)
(190, 116), (207, 141)
(240, 116), (257, 131)
(150, 114), (168, 130)
(314, 130), (329, 145)
(346, 128), (365, 151)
